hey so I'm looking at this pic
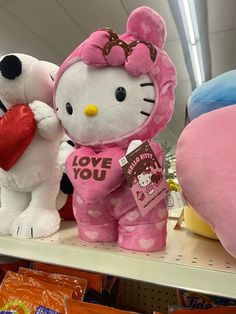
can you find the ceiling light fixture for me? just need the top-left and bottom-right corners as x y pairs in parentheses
(178, 0), (205, 86)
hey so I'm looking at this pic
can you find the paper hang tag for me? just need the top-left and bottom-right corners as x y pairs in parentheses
(174, 208), (185, 230)
(166, 191), (187, 210)
(119, 141), (169, 216)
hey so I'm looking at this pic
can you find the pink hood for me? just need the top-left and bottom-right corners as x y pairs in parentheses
(54, 6), (177, 148)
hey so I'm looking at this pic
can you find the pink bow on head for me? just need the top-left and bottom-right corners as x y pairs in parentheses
(81, 28), (157, 77)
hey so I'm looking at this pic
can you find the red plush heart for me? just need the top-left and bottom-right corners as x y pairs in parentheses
(0, 104), (36, 171)
(66, 147), (125, 203)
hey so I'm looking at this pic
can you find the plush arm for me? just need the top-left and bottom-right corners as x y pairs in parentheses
(29, 100), (63, 141)
(58, 140), (75, 173)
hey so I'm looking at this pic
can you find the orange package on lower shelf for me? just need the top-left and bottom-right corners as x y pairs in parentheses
(19, 267), (87, 300)
(0, 292), (35, 313)
(35, 262), (104, 293)
(1, 271), (73, 313)
(171, 307), (236, 314)
(66, 299), (138, 314)
(0, 292), (62, 313)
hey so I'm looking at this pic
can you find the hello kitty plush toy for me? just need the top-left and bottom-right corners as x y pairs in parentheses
(0, 53), (63, 238)
(55, 6), (176, 251)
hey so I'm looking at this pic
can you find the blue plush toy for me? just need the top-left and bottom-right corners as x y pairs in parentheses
(188, 70), (236, 121)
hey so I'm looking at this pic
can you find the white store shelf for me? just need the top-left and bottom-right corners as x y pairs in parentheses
(0, 220), (235, 299)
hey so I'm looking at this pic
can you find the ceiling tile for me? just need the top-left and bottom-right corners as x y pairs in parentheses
(0, 47), (10, 57)
(174, 80), (192, 116)
(0, 7), (61, 63)
(210, 30), (236, 77)
(165, 41), (190, 82)
(6, 0), (86, 57)
(58, 0), (128, 36)
(208, 0), (236, 33)
(122, 0), (179, 41)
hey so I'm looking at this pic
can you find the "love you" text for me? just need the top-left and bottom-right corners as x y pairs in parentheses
(72, 156), (112, 181)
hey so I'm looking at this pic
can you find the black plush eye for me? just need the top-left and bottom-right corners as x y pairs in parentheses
(66, 102), (73, 115)
(115, 87), (126, 102)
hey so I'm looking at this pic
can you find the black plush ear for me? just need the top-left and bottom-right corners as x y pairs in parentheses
(0, 99), (7, 113)
(60, 173), (74, 194)
(0, 55), (22, 80)
(67, 140), (75, 147)
(60, 139), (75, 194)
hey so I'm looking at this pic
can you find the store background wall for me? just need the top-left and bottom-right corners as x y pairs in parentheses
(0, 0), (235, 148)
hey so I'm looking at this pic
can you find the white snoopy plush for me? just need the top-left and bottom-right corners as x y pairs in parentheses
(0, 53), (63, 238)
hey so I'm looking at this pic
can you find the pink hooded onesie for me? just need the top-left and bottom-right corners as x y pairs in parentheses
(54, 6), (176, 251)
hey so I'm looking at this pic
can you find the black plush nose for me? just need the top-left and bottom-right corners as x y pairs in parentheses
(0, 55), (22, 80)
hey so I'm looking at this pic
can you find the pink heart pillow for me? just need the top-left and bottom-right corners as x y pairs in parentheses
(66, 146), (125, 203)
(176, 105), (236, 257)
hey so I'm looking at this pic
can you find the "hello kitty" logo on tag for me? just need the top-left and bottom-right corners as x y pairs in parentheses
(120, 141), (169, 216)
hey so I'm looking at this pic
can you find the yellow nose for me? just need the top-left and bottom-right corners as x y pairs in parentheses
(84, 104), (98, 117)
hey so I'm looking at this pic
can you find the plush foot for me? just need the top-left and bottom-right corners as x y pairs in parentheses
(0, 207), (20, 235)
(10, 208), (61, 238)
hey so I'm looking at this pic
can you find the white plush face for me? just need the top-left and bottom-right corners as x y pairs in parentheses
(137, 173), (152, 187)
(0, 53), (58, 108)
(56, 62), (156, 145)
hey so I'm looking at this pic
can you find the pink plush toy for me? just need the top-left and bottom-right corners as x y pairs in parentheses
(176, 105), (236, 258)
(54, 6), (176, 251)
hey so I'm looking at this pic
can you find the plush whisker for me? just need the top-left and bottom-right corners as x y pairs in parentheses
(143, 98), (155, 103)
(140, 82), (154, 87)
(140, 111), (150, 116)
